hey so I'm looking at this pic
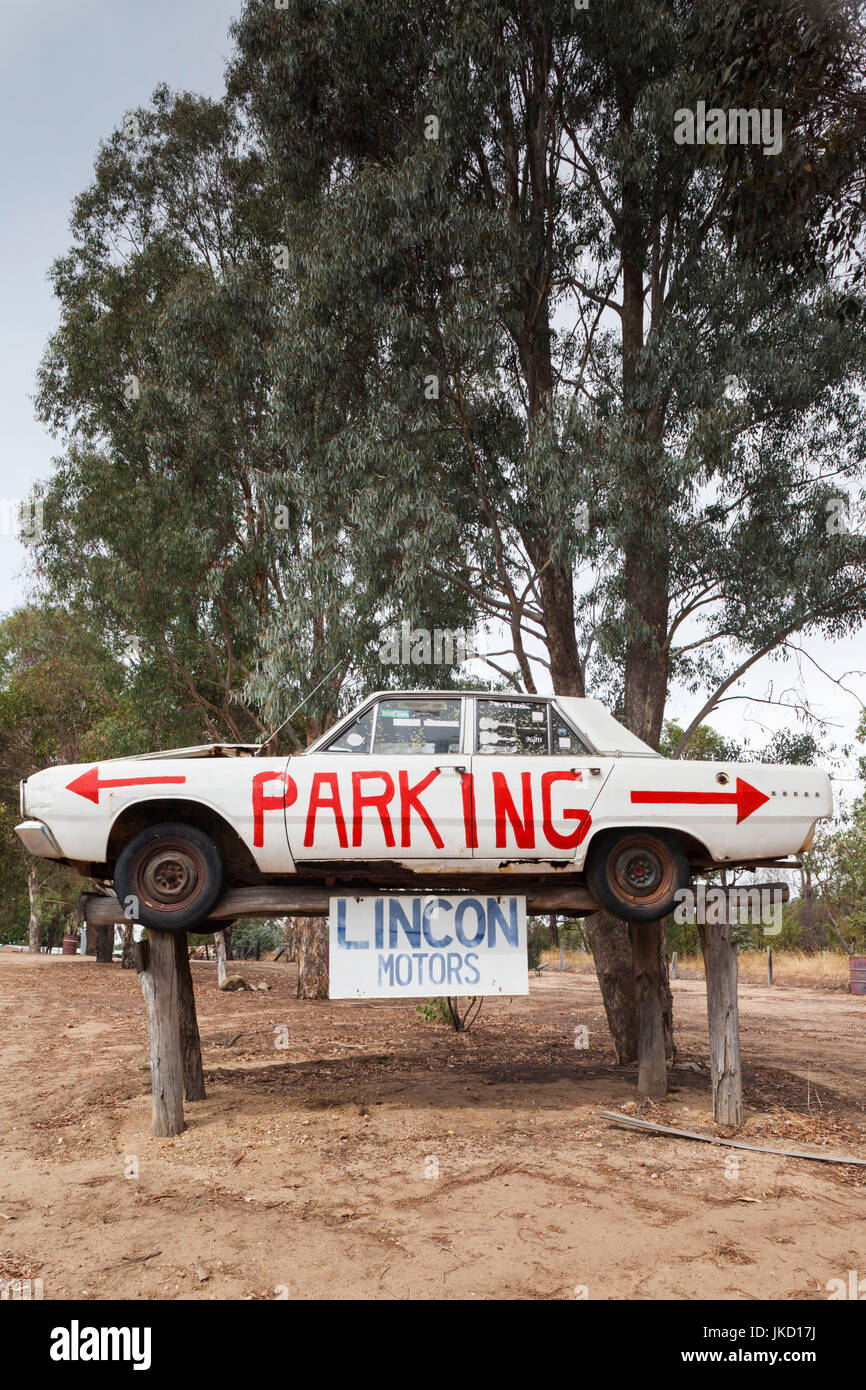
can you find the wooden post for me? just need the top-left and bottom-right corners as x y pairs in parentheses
(671, 951), (678, 980)
(136, 934), (185, 1137)
(699, 912), (743, 1126)
(174, 934), (205, 1102)
(631, 921), (667, 1097)
(27, 866), (42, 954)
(214, 930), (228, 987)
(559, 944), (564, 972)
(767, 945), (773, 987)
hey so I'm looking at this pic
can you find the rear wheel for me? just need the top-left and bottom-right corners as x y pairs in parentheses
(586, 829), (689, 922)
(114, 822), (224, 931)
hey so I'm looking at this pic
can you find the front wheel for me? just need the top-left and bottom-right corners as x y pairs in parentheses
(114, 822), (224, 931)
(586, 829), (689, 922)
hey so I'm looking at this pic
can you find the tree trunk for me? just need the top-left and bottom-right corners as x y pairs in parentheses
(537, 561), (585, 695)
(283, 917), (299, 962)
(549, 913), (559, 949)
(585, 911), (637, 1063)
(120, 922), (137, 969)
(631, 921), (667, 1097)
(699, 918), (743, 1126)
(174, 934), (205, 1102)
(137, 934), (185, 1137)
(214, 929), (229, 987)
(659, 919), (676, 1062)
(93, 922), (114, 963)
(27, 866), (42, 953)
(296, 915), (329, 999)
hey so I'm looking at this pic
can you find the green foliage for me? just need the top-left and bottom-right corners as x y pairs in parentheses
(659, 721), (742, 762)
(415, 997), (452, 1026)
(526, 917), (548, 973)
(0, 605), (147, 943)
(227, 0), (866, 738)
(415, 996), (483, 1031)
(230, 918), (285, 958)
(32, 3), (866, 762)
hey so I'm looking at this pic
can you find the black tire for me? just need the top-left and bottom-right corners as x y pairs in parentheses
(114, 821), (224, 932)
(586, 828), (689, 923)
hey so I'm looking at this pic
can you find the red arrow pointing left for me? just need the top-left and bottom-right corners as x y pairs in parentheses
(66, 767), (187, 805)
(631, 777), (769, 825)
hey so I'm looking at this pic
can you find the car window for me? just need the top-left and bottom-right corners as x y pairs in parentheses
(323, 706), (375, 754)
(551, 714), (591, 756)
(372, 698), (462, 754)
(476, 699), (549, 755)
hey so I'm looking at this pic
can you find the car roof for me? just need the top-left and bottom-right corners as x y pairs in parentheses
(307, 691), (661, 758)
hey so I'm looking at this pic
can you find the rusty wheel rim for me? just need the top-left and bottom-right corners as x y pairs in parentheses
(133, 839), (206, 913)
(607, 836), (674, 908)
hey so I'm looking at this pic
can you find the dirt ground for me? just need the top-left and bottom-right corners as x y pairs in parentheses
(0, 949), (864, 1301)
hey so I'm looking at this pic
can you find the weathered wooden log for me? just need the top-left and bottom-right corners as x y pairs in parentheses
(83, 881), (602, 927)
(174, 933), (205, 1103)
(136, 935), (185, 1138)
(699, 916), (743, 1126)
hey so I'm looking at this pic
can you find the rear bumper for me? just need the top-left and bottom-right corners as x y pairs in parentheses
(15, 820), (64, 859)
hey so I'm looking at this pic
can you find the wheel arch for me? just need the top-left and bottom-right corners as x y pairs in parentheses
(105, 798), (261, 882)
(583, 822), (712, 871)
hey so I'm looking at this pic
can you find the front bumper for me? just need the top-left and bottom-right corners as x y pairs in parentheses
(15, 820), (64, 859)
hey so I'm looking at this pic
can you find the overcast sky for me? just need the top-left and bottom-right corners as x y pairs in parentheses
(0, 0), (862, 798)
(0, 0), (242, 606)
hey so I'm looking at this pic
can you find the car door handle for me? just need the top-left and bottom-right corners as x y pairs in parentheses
(436, 764), (466, 774)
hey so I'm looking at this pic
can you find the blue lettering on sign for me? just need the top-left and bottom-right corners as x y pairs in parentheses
(454, 898), (486, 947)
(374, 898), (384, 949)
(422, 897), (453, 948)
(388, 898), (422, 950)
(374, 951), (482, 988)
(487, 897), (519, 947)
(336, 899), (369, 949)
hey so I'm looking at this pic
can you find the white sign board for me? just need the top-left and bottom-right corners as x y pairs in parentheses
(328, 894), (528, 999)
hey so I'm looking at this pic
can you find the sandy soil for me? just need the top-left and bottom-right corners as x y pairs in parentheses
(0, 949), (864, 1301)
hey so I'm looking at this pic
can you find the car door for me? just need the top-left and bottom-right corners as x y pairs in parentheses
(470, 697), (614, 861)
(286, 695), (472, 861)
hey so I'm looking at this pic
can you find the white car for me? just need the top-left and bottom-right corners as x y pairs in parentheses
(16, 691), (832, 928)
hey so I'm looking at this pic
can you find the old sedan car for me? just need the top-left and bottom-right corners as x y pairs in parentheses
(16, 691), (832, 929)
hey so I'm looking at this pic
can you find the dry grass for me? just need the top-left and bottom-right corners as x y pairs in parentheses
(540, 946), (851, 986)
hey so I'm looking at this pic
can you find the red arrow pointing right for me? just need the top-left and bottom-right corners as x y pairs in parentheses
(630, 777), (769, 825)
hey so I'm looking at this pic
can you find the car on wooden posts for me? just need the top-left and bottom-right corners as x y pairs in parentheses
(16, 691), (832, 930)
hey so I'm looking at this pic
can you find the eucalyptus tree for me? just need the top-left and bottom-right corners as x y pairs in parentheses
(229, 0), (866, 1058)
(33, 87), (472, 752)
(0, 605), (135, 946)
